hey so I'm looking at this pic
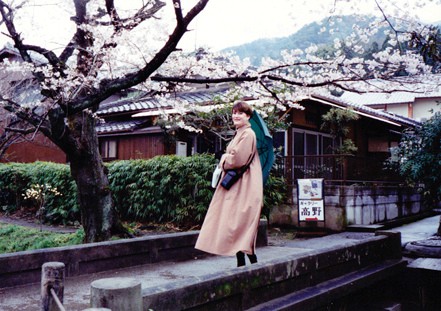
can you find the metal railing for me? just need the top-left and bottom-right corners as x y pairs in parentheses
(273, 154), (402, 185)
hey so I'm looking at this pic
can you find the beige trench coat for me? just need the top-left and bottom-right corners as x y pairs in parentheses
(195, 124), (263, 256)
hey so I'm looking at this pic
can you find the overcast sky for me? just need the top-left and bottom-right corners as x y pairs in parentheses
(1, 0), (440, 52)
(178, 0), (441, 51)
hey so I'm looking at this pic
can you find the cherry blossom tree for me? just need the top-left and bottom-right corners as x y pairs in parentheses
(0, 0), (440, 242)
(0, 0), (213, 242)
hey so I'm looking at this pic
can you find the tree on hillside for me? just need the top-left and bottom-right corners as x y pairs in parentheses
(0, 0), (440, 242)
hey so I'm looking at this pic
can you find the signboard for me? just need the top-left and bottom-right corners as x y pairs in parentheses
(297, 178), (325, 222)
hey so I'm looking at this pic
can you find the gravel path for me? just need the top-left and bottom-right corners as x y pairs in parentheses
(0, 214), (78, 233)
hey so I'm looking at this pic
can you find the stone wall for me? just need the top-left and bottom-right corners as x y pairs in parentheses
(141, 231), (405, 310)
(0, 220), (267, 289)
(270, 184), (425, 231)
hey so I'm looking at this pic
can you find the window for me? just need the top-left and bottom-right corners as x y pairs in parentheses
(100, 139), (117, 160)
(273, 131), (287, 156)
(292, 129), (336, 179)
(293, 129), (335, 157)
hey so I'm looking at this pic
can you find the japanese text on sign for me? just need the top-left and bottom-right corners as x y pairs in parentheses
(298, 199), (324, 221)
(297, 178), (325, 222)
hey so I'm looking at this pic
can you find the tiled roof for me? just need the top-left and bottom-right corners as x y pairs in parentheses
(97, 83), (421, 135)
(98, 87), (229, 116)
(96, 119), (146, 134)
(311, 94), (421, 127)
(340, 75), (441, 106)
(340, 91), (441, 106)
(96, 87), (231, 134)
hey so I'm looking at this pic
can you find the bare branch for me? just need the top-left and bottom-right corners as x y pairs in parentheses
(69, 0), (210, 114)
(0, 0), (33, 63)
(173, 0), (184, 25)
(73, 0), (167, 32)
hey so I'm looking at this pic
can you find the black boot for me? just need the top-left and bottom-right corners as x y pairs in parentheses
(236, 251), (246, 267)
(247, 253), (258, 264)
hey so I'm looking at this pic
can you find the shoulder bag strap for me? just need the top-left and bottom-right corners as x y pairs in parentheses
(237, 140), (257, 175)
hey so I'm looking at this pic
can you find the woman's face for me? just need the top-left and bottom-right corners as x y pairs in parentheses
(232, 110), (250, 128)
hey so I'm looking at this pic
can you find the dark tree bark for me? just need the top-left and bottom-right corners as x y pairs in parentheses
(67, 111), (124, 242)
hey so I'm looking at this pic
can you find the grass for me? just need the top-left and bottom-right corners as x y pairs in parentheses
(0, 219), (185, 254)
(0, 223), (84, 254)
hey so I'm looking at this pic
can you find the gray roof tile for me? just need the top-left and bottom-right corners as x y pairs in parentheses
(96, 120), (145, 134)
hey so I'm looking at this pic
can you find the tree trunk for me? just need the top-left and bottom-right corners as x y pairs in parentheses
(67, 111), (125, 242)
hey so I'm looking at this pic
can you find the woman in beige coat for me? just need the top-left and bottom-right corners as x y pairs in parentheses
(195, 101), (263, 267)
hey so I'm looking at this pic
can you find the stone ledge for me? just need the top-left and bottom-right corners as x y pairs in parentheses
(141, 234), (402, 310)
(407, 257), (441, 272)
(248, 259), (407, 311)
(0, 219), (267, 289)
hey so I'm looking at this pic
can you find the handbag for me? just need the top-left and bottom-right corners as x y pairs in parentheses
(220, 169), (240, 190)
(211, 165), (222, 188)
(220, 152), (255, 190)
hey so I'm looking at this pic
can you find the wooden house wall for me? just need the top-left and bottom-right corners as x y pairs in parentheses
(114, 133), (166, 160)
(288, 99), (401, 159)
(2, 133), (66, 163)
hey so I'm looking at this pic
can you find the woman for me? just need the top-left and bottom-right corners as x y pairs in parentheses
(195, 101), (263, 267)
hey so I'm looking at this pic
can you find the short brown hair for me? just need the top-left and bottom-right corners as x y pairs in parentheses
(232, 101), (253, 117)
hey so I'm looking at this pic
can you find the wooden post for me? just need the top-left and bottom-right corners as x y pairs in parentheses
(41, 262), (65, 311)
(90, 277), (142, 311)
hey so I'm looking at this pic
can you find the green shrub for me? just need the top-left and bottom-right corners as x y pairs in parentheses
(108, 154), (215, 227)
(26, 162), (79, 225)
(1, 155), (287, 228)
(0, 163), (31, 213)
(263, 175), (288, 220)
(108, 155), (287, 227)
(0, 162), (79, 225)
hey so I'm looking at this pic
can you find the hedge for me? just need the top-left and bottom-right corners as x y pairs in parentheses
(0, 161), (79, 225)
(108, 154), (215, 226)
(0, 155), (286, 227)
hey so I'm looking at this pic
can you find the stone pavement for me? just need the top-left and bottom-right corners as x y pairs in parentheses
(0, 215), (439, 311)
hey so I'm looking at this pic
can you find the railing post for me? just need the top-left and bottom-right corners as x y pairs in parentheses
(90, 277), (142, 311)
(41, 262), (65, 311)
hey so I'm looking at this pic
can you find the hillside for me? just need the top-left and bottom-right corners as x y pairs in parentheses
(224, 15), (387, 66)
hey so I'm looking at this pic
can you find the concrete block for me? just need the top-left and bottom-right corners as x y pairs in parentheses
(354, 205), (362, 224)
(355, 196), (363, 207)
(362, 206), (374, 225)
(345, 186), (355, 196)
(411, 201), (421, 214)
(362, 195), (375, 206)
(386, 203), (398, 220)
(91, 277), (142, 311)
(270, 205), (295, 226)
(345, 204), (355, 225)
(375, 204), (386, 222)
(325, 195), (340, 206)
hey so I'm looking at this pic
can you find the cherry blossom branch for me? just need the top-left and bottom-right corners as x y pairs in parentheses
(72, 0), (209, 113)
